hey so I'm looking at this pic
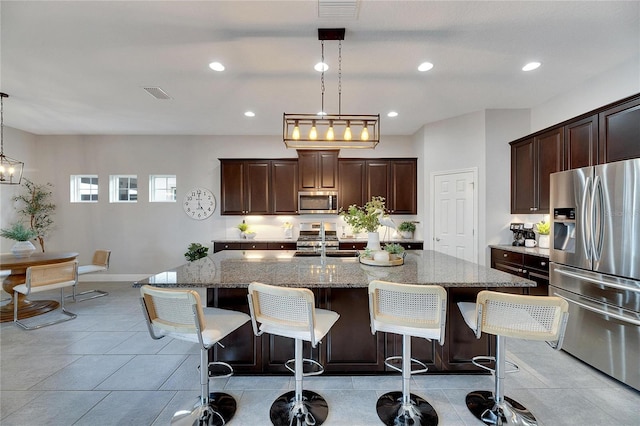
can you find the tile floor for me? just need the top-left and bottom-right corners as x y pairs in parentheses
(1, 282), (639, 425)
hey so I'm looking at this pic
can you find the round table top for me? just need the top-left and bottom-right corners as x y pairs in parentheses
(0, 252), (79, 270)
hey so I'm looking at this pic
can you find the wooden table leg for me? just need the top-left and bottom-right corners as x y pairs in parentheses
(1, 269), (59, 323)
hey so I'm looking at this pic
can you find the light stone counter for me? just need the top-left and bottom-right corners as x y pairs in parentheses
(136, 250), (534, 289)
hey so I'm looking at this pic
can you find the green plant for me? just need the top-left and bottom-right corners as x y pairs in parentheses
(362, 247), (373, 258)
(184, 243), (209, 262)
(12, 179), (55, 252)
(536, 221), (550, 235)
(397, 221), (416, 233)
(236, 221), (249, 232)
(0, 222), (37, 241)
(339, 196), (386, 233)
(384, 243), (405, 255)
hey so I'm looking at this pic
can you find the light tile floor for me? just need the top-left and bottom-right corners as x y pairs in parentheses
(1, 282), (639, 425)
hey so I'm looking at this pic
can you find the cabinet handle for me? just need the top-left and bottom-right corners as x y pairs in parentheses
(280, 245), (284, 249)
(522, 269), (527, 274)
(252, 245), (256, 248)
(503, 253), (508, 257)
(541, 261), (546, 266)
(407, 245), (411, 249)
(225, 245), (229, 249)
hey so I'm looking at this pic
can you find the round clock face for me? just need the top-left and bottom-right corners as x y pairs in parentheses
(183, 187), (215, 220)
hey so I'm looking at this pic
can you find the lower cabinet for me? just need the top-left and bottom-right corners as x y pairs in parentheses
(213, 241), (296, 253)
(208, 286), (496, 374)
(490, 248), (549, 296)
(338, 241), (424, 251)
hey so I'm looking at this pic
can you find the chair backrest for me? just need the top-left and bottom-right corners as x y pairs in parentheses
(247, 282), (317, 343)
(25, 260), (78, 291)
(140, 285), (205, 335)
(476, 290), (569, 347)
(92, 250), (111, 269)
(369, 280), (447, 345)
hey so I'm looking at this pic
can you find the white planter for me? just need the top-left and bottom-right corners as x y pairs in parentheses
(538, 234), (550, 249)
(11, 240), (37, 258)
(366, 232), (381, 251)
(373, 251), (390, 262)
(399, 231), (413, 239)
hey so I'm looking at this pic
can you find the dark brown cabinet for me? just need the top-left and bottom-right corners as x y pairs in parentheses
(565, 115), (598, 169)
(599, 96), (640, 163)
(297, 150), (339, 190)
(510, 128), (563, 214)
(220, 159), (298, 215)
(213, 241), (296, 253)
(338, 241), (423, 251)
(490, 248), (549, 296)
(338, 159), (366, 210)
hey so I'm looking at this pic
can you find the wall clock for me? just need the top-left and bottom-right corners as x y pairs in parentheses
(183, 187), (215, 220)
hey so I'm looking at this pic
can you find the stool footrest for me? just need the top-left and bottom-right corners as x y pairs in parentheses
(203, 361), (234, 380)
(285, 358), (325, 377)
(384, 356), (428, 375)
(471, 355), (519, 374)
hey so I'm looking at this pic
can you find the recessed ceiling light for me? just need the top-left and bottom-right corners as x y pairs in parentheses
(314, 62), (329, 72)
(387, 111), (398, 118)
(244, 111), (255, 117)
(522, 62), (541, 72)
(418, 62), (434, 72)
(209, 62), (225, 72)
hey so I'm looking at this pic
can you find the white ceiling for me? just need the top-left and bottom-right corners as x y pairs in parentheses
(1, 1), (639, 137)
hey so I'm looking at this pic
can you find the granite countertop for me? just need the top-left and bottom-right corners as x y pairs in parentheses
(212, 238), (424, 244)
(136, 250), (534, 289)
(489, 244), (550, 258)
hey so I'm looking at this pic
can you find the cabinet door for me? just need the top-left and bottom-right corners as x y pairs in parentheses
(297, 150), (339, 190)
(366, 160), (390, 201)
(338, 159), (365, 210)
(389, 159), (417, 214)
(271, 160), (298, 214)
(220, 160), (246, 215)
(511, 139), (535, 214)
(245, 161), (270, 214)
(298, 151), (318, 189)
(535, 128), (564, 213)
(599, 96), (640, 163)
(318, 150), (339, 189)
(565, 115), (598, 169)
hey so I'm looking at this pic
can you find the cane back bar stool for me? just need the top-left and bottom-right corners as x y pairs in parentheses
(368, 280), (447, 426)
(140, 285), (250, 426)
(247, 282), (340, 426)
(457, 290), (569, 426)
(70, 249), (111, 302)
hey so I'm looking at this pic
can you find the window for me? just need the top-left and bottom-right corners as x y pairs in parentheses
(110, 175), (137, 202)
(70, 175), (99, 202)
(149, 175), (176, 202)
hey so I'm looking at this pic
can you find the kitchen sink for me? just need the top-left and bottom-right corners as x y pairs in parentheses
(293, 250), (359, 258)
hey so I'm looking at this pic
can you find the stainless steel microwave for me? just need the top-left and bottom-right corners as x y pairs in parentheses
(298, 191), (338, 214)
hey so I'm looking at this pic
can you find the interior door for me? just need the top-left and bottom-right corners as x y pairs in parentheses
(432, 170), (477, 263)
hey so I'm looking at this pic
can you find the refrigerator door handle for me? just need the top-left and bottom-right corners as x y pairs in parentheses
(582, 176), (592, 260)
(593, 175), (604, 261)
(552, 292), (640, 327)
(554, 267), (640, 295)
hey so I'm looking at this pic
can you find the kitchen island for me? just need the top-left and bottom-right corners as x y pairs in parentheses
(136, 250), (534, 374)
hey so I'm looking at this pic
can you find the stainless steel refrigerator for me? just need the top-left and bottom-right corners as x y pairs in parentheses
(549, 158), (640, 391)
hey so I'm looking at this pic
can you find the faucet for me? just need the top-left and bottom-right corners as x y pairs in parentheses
(320, 221), (326, 258)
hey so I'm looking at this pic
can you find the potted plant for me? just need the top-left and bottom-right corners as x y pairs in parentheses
(397, 221), (416, 239)
(0, 222), (38, 258)
(184, 243), (209, 262)
(12, 179), (55, 252)
(536, 221), (551, 248)
(236, 221), (252, 239)
(339, 196), (386, 250)
(384, 243), (405, 260)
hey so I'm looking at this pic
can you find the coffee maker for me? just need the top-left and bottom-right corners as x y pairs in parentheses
(510, 222), (536, 246)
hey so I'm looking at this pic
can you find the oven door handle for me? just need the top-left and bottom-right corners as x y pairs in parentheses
(552, 292), (640, 326)
(554, 267), (640, 295)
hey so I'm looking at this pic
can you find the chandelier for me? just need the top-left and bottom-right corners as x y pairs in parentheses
(0, 93), (24, 185)
(283, 28), (379, 149)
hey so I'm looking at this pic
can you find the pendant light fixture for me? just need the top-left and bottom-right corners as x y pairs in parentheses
(0, 93), (24, 185)
(283, 28), (379, 149)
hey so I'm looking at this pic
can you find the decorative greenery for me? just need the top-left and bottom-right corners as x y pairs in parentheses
(397, 221), (416, 233)
(339, 196), (386, 233)
(362, 247), (374, 258)
(12, 179), (55, 252)
(0, 222), (37, 242)
(236, 221), (249, 232)
(184, 243), (209, 262)
(536, 221), (550, 235)
(384, 243), (405, 255)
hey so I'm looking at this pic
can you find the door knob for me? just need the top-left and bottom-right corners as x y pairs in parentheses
(435, 238), (441, 241)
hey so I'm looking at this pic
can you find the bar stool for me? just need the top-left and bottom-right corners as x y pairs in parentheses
(140, 285), (250, 426)
(457, 290), (569, 426)
(368, 280), (447, 426)
(247, 281), (340, 426)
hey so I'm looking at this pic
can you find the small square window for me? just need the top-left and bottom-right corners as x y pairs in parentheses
(70, 175), (99, 203)
(110, 175), (137, 203)
(149, 175), (177, 202)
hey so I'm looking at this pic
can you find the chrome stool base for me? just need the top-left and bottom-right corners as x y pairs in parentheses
(465, 390), (536, 426)
(270, 390), (328, 426)
(171, 392), (237, 426)
(376, 391), (438, 426)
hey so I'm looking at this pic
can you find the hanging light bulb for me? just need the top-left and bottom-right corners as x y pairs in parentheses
(360, 121), (369, 141)
(292, 120), (300, 140)
(309, 120), (318, 140)
(326, 120), (335, 140)
(0, 92), (24, 185)
(344, 120), (352, 141)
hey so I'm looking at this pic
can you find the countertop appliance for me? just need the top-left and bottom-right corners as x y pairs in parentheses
(296, 222), (339, 252)
(510, 223), (535, 246)
(549, 158), (640, 391)
(298, 191), (338, 214)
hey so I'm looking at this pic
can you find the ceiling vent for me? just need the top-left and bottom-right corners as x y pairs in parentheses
(143, 86), (172, 100)
(317, 0), (359, 19)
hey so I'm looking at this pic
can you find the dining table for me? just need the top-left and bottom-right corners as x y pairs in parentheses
(0, 251), (79, 322)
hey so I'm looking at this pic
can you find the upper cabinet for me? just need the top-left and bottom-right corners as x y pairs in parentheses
(338, 159), (366, 210)
(565, 115), (598, 169)
(271, 160), (299, 214)
(297, 150), (339, 190)
(599, 96), (640, 163)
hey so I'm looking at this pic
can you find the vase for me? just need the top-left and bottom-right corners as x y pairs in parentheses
(11, 241), (37, 258)
(399, 231), (413, 239)
(538, 234), (550, 249)
(367, 232), (381, 251)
